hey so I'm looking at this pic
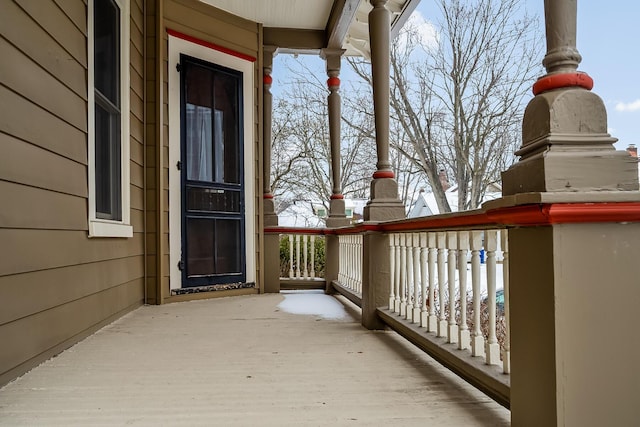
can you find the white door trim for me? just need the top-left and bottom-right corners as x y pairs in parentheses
(167, 34), (255, 290)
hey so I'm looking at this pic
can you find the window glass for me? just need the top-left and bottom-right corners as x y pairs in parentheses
(93, 0), (122, 221)
(94, 0), (120, 106)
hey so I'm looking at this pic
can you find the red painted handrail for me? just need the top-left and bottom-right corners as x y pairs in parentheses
(264, 202), (640, 235)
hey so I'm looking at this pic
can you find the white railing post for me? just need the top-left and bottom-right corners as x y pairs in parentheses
(303, 235), (309, 279)
(389, 234), (396, 310)
(419, 232), (429, 327)
(412, 233), (421, 323)
(338, 236), (344, 284)
(295, 234), (301, 278)
(344, 236), (350, 288)
(446, 232), (458, 344)
(399, 234), (407, 317)
(470, 231), (485, 358)
(436, 232), (447, 337)
(427, 232), (437, 333)
(501, 229), (510, 374)
(458, 231), (470, 350)
(310, 235), (316, 278)
(485, 230), (500, 366)
(346, 235), (354, 289)
(405, 233), (415, 321)
(356, 235), (363, 293)
(394, 233), (401, 313)
(289, 234), (294, 278)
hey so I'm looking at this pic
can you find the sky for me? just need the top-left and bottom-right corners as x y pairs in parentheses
(274, 0), (639, 151)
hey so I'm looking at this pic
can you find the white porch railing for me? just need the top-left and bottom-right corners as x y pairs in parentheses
(388, 230), (509, 373)
(337, 234), (363, 295)
(277, 232), (325, 288)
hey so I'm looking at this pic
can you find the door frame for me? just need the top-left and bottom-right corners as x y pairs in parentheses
(168, 32), (255, 291)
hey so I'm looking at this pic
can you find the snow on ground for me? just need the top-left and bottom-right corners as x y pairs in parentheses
(277, 290), (349, 320)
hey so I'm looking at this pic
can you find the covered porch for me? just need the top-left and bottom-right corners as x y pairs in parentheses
(0, 292), (508, 426)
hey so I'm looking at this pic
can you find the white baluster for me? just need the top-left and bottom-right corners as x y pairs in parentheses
(501, 229), (510, 374)
(485, 230), (500, 366)
(405, 233), (414, 321)
(470, 231), (485, 357)
(394, 233), (401, 313)
(446, 232), (458, 344)
(338, 236), (344, 284)
(310, 235), (316, 278)
(303, 235), (309, 279)
(349, 235), (355, 291)
(427, 233), (437, 333)
(412, 233), (421, 324)
(389, 234), (396, 310)
(419, 233), (429, 327)
(289, 235), (294, 278)
(351, 235), (357, 291)
(458, 231), (470, 350)
(399, 234), (407, 317)
(295, 234), (301, 279)
(357, 235), (363, 293)
(345, 236), (351, 289)
(436, 232), (447, 337)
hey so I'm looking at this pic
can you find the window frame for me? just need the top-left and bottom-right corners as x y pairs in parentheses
(87, 0), (132, 237)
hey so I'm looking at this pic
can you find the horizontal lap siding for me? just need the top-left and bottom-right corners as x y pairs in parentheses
(0, 0), (145, 386)
(161, 0), (261, 297)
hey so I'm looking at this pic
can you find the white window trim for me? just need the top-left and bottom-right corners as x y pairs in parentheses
(87, 0), (132, 238)
(167, 34), (256, 290)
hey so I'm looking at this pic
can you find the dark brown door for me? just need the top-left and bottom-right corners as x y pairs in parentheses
(180, 55), (245, 287)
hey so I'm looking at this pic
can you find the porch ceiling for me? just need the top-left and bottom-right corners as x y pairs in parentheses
(199, 0), (420, 58)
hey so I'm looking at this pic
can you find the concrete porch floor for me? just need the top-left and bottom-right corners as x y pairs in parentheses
(0, 292), (509, 426)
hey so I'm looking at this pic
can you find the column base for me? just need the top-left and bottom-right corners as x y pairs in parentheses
(437, 319), (448, 338)
(427, 314), (438, 333)
(447, 324), (459, 344)
(485, 342), (501, 366)
(502, 147), (638, 195)
(412, 307), (421, 324)
(502, 88), (639, 196)
(325, 198), (351, 227)
(458, 329), (471, 350)
(363, 178), (405, 221)
(471, 335), (485, 358)
(264, 197), (279, 227)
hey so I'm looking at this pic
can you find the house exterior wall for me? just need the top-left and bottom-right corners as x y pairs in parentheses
(0, 0), (265, 387)
(0, 0), (145, 386)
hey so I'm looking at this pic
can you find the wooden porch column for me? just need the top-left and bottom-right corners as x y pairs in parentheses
(363, 0), (404, 221)
(263, 45), (279, 227)
(321, 48), (350, 228)
(500, 1), (640, 425)
(263, 46), (280, 293)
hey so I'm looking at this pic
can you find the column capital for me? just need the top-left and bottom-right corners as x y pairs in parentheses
(320, 48), (346, 78)
(370, 0), (389, 8)
(263, 45), (278, 73)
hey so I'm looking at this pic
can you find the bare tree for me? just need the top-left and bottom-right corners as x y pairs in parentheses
(270, 56), (377, 216)
(350, 0), (542, 212)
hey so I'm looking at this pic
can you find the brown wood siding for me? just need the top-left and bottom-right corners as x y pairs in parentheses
(0, 0), (145, 386)
(159, 0), (262, 298)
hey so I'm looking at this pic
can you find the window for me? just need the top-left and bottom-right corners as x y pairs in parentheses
(88, 0), (132, 237)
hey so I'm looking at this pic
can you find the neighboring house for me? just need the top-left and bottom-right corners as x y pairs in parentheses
(0, 0), (418, 386)
(278, 197), (368, 227)
(408, 184), (502, 218)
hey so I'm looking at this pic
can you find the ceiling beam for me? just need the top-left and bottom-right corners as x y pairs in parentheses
(263, 27), (326, 52)
(325, 0), (361, 48)
(390, 0), (420, 40)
